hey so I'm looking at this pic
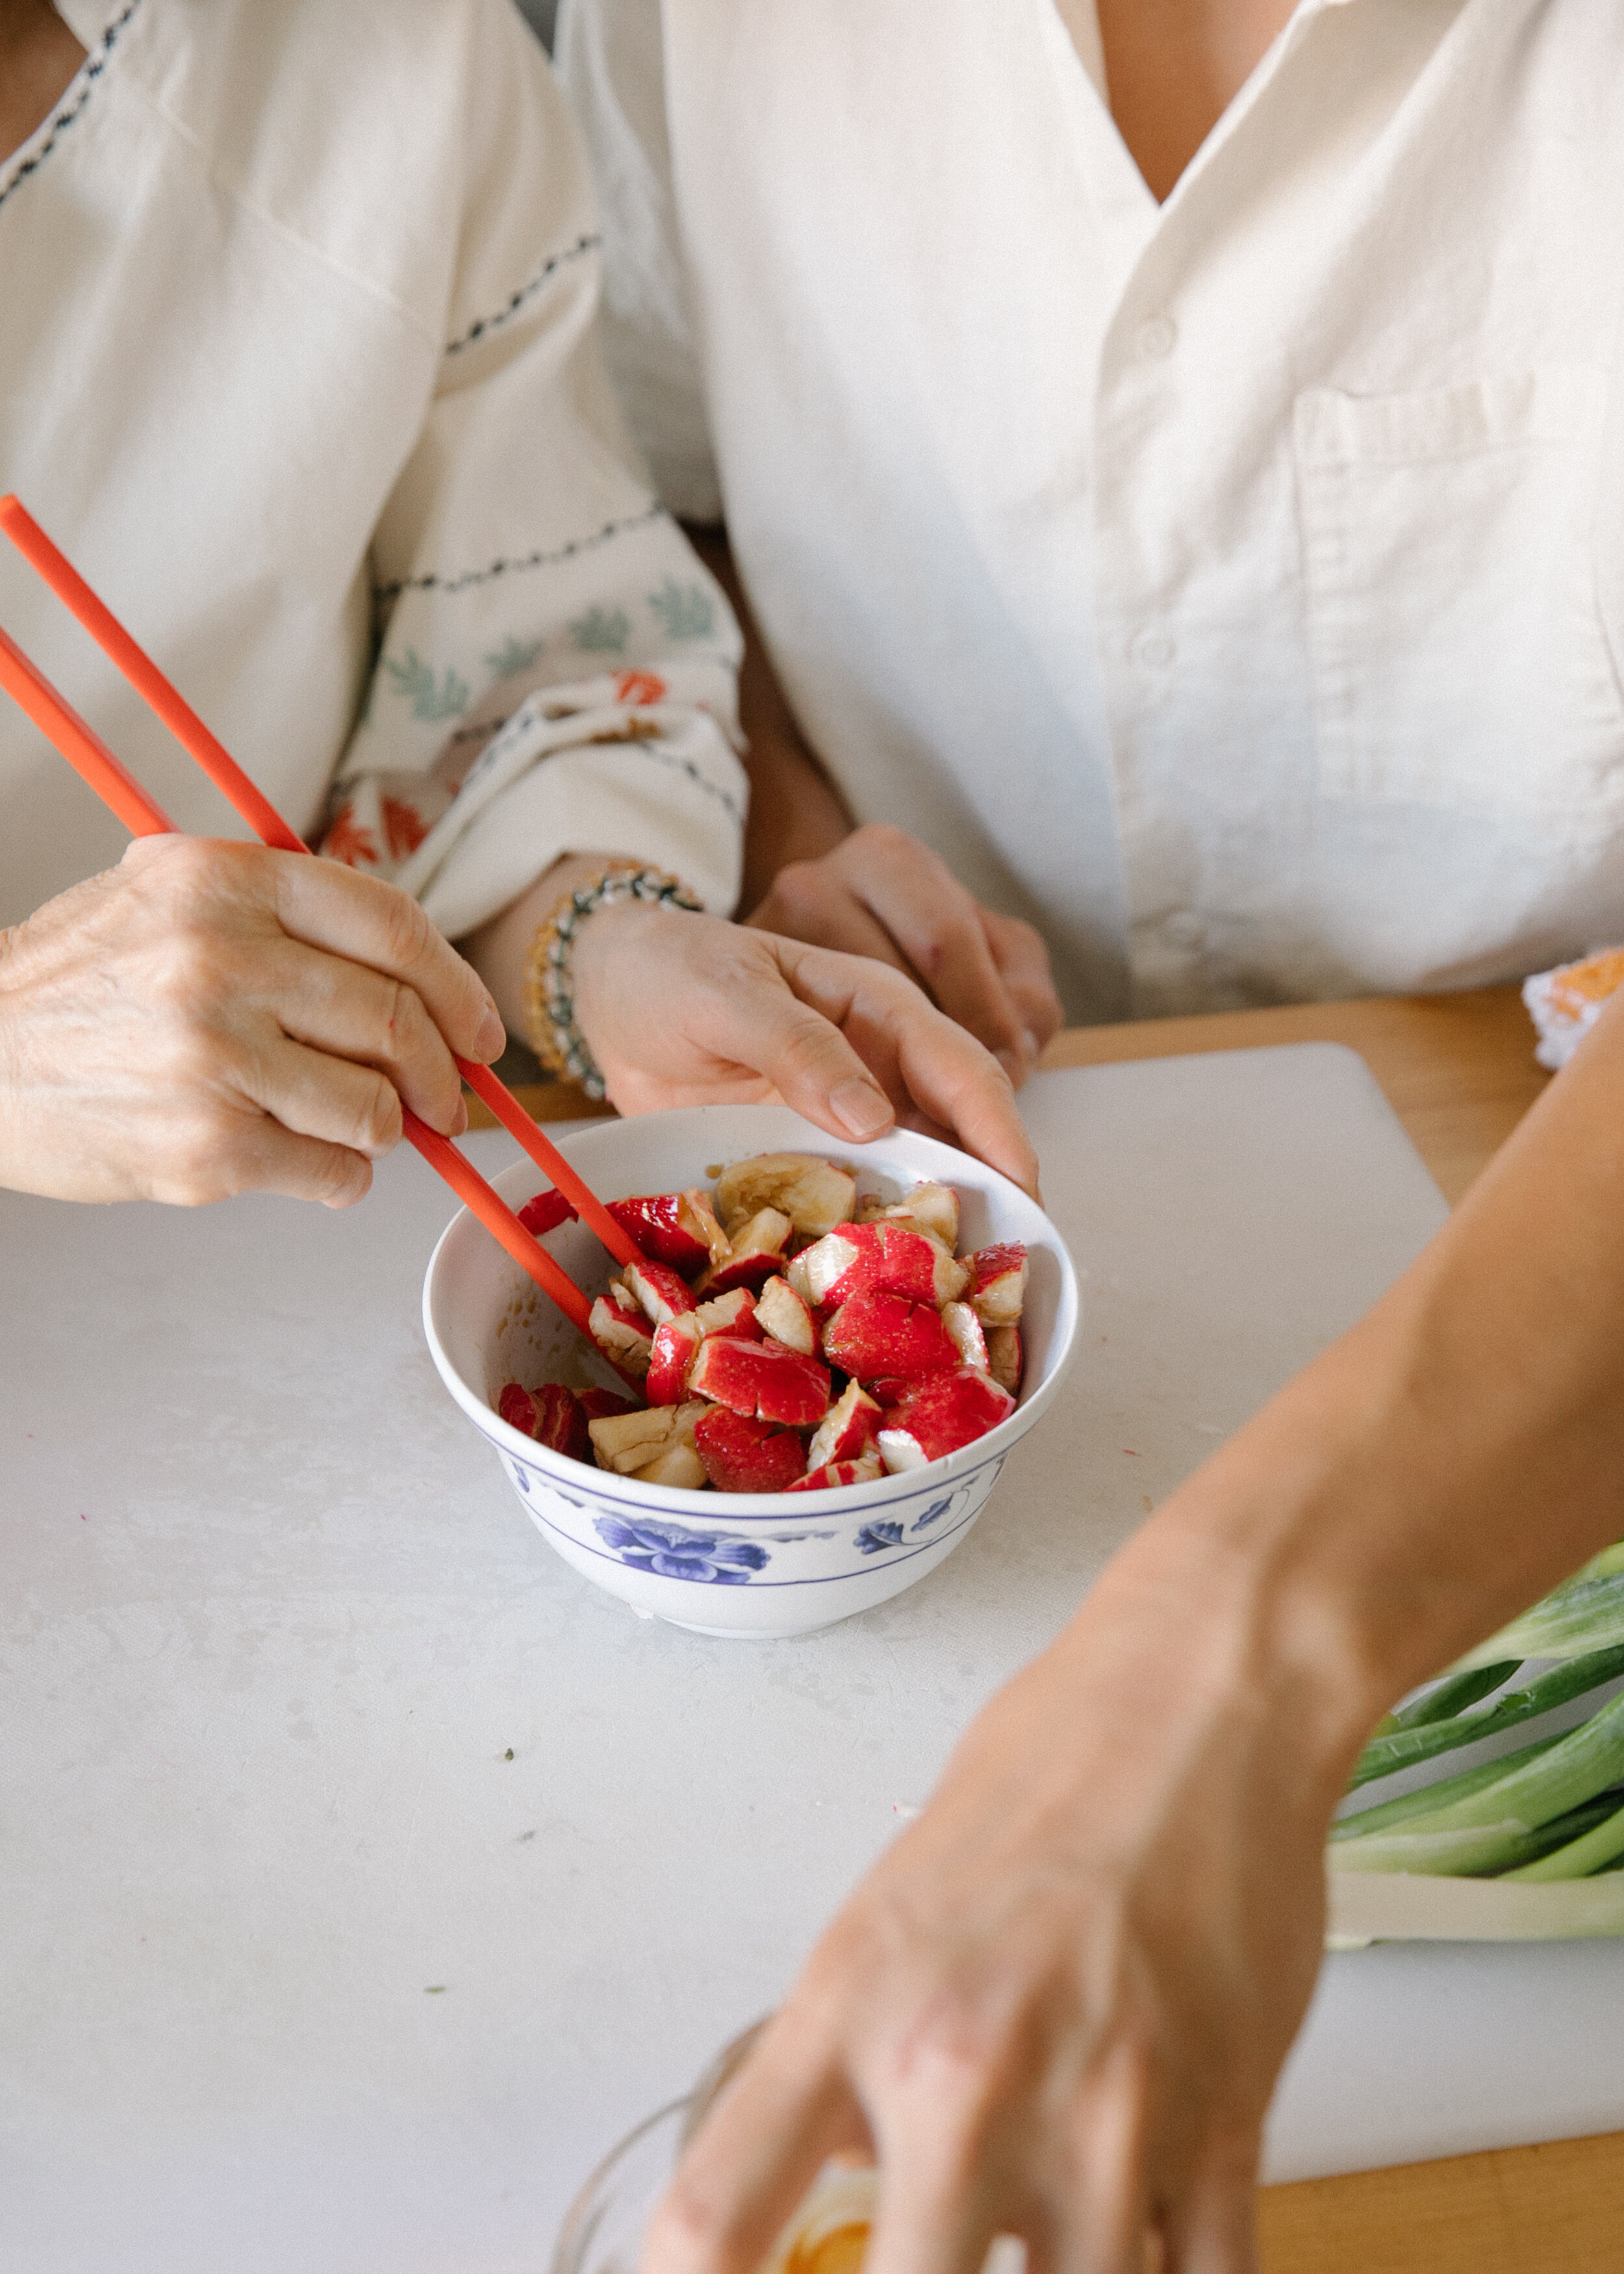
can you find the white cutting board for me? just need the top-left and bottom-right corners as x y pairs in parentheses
(3, 1043), (1621, 2274)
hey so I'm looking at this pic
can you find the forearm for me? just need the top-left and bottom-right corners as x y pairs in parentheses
(1081, 990), (1624, 1793)
(685, 526), (853, 906)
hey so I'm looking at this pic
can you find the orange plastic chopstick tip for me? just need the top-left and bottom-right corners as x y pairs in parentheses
(457, 1059), (639, 1268)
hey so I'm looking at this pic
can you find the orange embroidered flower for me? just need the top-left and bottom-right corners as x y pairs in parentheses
(615, 669), (666, 706)
(381, 795), (429, 860)
(322, 802), (379, 867)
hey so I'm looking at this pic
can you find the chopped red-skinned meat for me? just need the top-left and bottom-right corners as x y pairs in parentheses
(518, 1190), (578, 1239)
(713, 1153), (856, 1239)
(941, 1299), (990, 1372)
(577, 1387), (637, 1422)
(531, 1383), (590, 1462)
(497, 1382), (540, 1436)
(796, 1220), (967, 1309)
(646, 1314), (702, 1404)
(694, 1407), (810, 1493)
(623, 1258), (698, 1327)
(755, 1274), (817, 1355)
(878, 1369), (1016, 1471)
(966, 1244), (1028, 1325)
(607, 1190), (730, 1273)
(787, 1451), (885, 1493)
(807, 1379), (882, 1470)
(687, 1333), (831, 1427)
(693, 1286), (763, 1339)
(589, 1290), (653, 1381)
(696, 1206), (793, 1298)
(821, 1290), (959, 1386)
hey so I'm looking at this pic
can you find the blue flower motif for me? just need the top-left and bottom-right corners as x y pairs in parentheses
(909, 1495), (955, 1534)
(594, 1514), (770, 1585)
(854, 1520), (905, 1557)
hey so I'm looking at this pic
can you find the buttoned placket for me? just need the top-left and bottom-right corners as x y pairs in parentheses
(1065, 0), (1356, 1012)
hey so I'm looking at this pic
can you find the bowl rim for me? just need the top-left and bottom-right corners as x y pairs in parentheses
(422, 1110), (1080, 1521)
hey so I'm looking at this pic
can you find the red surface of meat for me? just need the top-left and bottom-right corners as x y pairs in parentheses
(822, 1291), (959, 1385)
(694, 1407), (809, 1493)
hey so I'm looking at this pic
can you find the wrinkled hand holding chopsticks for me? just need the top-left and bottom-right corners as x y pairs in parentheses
(0, 494), (638, 1334)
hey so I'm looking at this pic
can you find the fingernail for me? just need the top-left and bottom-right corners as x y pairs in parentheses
(451, 1093), (469, 1137)
(476, 1006), (506, 1061)
(1022, 1028), (1041, 1062)
(830, 1079), (894, 1140)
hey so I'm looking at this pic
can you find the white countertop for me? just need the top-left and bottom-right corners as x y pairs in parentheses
(5, 1045), (1622, 2272)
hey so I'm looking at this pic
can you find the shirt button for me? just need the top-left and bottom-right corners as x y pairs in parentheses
(1163, 911), (1206, 952)
(1131, 628), (1176, 670)
(1136, 314), (1178, 361)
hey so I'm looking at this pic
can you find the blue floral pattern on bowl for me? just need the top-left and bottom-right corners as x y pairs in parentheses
(854, 1520), (906, 1556)
(594, 1514), (770, 1586)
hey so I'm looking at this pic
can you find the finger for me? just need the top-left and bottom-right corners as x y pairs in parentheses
(647, 2028), (870, 2274)
(232, 1122), (375, 1210)
(144, 1102), (374, 1210)
(981, 913), (1065, 1056)
(832, 833), (1034, 1080)
(746, 876), (917, 979)
(237, 1034), (409, 1160)
(264, 938), (468, 1135)
(270, 854), (505, 1063)
(781, 946), (1039, 1195)
(1160, 2139), (1258, 2274)
(686, 967), (898, 1145)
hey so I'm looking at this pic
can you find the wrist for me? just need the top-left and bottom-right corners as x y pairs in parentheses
(1072, 1344), (1443, 1809)
(526, 864), (703, 1096)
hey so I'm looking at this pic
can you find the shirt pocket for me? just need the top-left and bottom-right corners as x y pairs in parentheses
(1295, 368), (1624, 816)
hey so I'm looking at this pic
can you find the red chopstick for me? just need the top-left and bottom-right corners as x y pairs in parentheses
(0, 514), (640, 1334)
(0, 497), (640, 1274)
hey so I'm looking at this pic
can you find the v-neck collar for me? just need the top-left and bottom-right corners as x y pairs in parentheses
(1041, 0), (1362, 236)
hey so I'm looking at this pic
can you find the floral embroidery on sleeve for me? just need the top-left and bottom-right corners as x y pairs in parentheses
(323, 800), (379, 867)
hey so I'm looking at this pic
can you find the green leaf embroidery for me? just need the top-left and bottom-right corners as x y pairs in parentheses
(382, 648), (471, 723)
(647, 577), (716, 641)
(569, 604), (631, 655)
(484, 635), (546, 681)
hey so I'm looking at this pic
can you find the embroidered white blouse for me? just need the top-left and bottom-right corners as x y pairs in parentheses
(560, 0), (1624, 1022)
(0, 0), (744, 942)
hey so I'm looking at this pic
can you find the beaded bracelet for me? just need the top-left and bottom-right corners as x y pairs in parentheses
(524, 862), (703, 1099)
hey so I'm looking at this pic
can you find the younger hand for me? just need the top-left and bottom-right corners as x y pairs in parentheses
(746, 826), (1064, 1086)
(570, 901), (1039, 1195)
(646, 1527), (1341, 2274)
(0, 835), (505, 1207)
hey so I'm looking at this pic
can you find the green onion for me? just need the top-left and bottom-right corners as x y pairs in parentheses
(1351, 1644), (1624, 1789)
(1330, 1791), (1624, 1880)
(1504, 1792), (1624, 1882)
(1332, 1735), (1564, 1844)
(1453, 1569), (1624, 1672)
(1377, 1661), (1520, 1740)
(1334, 1689), (1624, 1885)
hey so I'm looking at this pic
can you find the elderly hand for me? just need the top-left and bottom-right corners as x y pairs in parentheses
(746, 826), (1064, 1088)
(569, 899), (1039, 1195)
(0, 834), (504, 1207)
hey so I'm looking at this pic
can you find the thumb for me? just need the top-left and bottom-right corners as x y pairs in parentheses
(713, 974), (897, 1144)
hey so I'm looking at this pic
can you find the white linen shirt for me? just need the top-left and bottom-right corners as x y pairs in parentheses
(0, 0), (745, 941)
(560, 0), (1624, 1022)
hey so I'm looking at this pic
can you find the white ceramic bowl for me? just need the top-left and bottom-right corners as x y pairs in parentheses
(423, 1105), (1079, 1639)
